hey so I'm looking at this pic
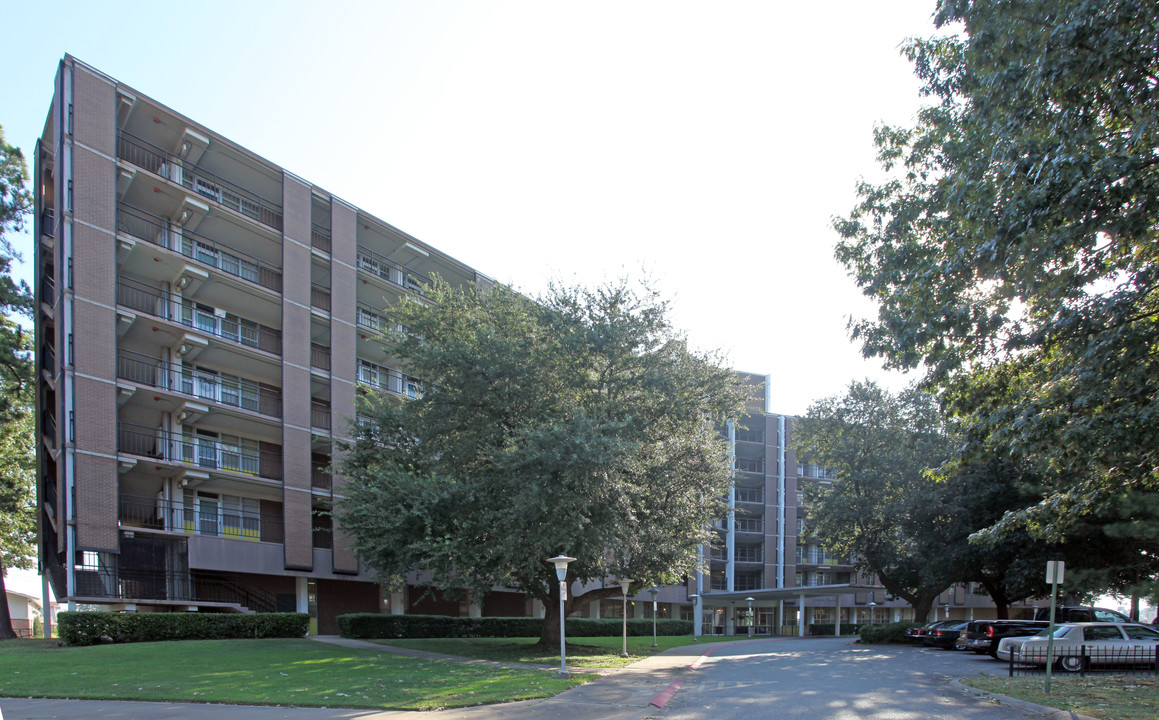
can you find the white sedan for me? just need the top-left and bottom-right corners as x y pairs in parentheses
(996, 622), (1159, 672)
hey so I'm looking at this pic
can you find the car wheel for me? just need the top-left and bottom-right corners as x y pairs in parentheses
(1057, 655), (1087, 673)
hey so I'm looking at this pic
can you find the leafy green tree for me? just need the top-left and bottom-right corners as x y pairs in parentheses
(0, 385), (36, 640)
(338, 279), (746, 645)
(793, 381), (957, 622)
(0, 124), (35, 640)
(833, 1), (1159, 538)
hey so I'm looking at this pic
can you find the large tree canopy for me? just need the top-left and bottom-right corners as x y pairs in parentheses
(793, 381), (957, 621)
(0, 124), (34, 640)
(338, 279), (746, 643)
(833, 1), (1159, 542)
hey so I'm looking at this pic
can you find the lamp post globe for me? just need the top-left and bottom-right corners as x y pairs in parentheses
(619, 579), (632, 658)
(546, 555), (576, 678)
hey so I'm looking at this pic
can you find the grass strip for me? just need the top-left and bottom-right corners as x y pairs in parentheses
(369, 634), (704, 668)
(0, 638), (588, 710)
(962, 675), (1158, 720)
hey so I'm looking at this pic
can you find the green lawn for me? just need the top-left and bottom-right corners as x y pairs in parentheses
(962, 675), (1158, 720)
(370, 634), (704, 668)
(0, 638), (590, 710)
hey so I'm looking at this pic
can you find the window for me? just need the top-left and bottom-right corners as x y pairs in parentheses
(1083, 626), (1125, 642)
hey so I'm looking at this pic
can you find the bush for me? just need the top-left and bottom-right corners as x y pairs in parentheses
(337, 614), (693, 639)
(858, 621), (920, 644)
(57, 611), (309, 646)
(808, 623), (862, 636)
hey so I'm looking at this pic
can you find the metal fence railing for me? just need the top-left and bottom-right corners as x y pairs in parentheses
(117, 204), (282, 292)
(311, 343), (331, 371)
(117, 276), (282, 355)
(117, 349), (283, 418)
(1009, 645), (1159, 677)
(117, 130), (283, 232)
(119, 493), (284, 544)
(311, 224), (331, 253)
(117, 422), (283, 481)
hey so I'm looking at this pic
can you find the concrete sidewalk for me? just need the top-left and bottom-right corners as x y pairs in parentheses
(0, 638), (735, 720)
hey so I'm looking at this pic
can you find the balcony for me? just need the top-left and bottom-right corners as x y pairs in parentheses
(119, 493), (284, 544)
(117, 204), (282, 292)
(116, 131), (283, 232)
(40, 273), (55, 308)
(311, 284), (331, 312)
(117, 422), (283, 481)
(73, 564), (281, 613)
(735, 458), (764, 474)
(358, 360), (421, 399)
(735, 429), (764, 444)
(311, 224), (331, 253)
(311, 343), (331, 371)
(116, 349), (283, 418)
(312, 460), (332, 490)
(117, 277), (282, 355)
(735, 517), (764, 534)
(311, 400), (331, 430)
(41, 208), (55, 239)
(357, 245), (430, 297)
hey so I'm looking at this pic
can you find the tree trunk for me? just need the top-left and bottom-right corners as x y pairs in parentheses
(978, 576), (1010, 619)
(0, 565), (18, 640)
(536, 583), (630, 646)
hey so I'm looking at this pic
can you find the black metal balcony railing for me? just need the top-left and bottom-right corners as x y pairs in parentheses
(117, 277), (282, 355)
(735, 517), (764, 533)
(311, 224), (331, 253)
(117, 422), (283, 481)
(358, 364), (422, 399)
(356, 245), (430, 297)
(42, 409), (56, 442)
(117, 130), (283, 232)
(735, 430), (764, 444)
(310, 401), (331, 430)
(117, 204), (283, 292)
(73, 565), (280, 613)
(116, 349), (283, 418)
(40, 342), (55, 373)
(735, 458), (764, 474)
(311, 284), (331, 312)
(119, 493), (284, 543)
(312, 461), (332, 490)
(311, 343), (331, 371)
(43, 473), (58, 508)
(41, 208), (55, 238)
(40, 273), (55, 307)
(735, 488), (764, 504)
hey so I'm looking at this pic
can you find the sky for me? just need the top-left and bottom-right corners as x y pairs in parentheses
(1, 0), (942, 416)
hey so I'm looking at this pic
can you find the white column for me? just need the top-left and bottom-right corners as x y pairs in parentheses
(390, 591), (405, 615)
(798, 593), (806, 637)
(835, 596), (842, 637)
(295, 576), (309, 614)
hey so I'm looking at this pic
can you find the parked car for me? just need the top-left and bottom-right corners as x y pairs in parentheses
(905, 620), (957, 643)
(995, 622), (1159, 672)
(923, 620), (970, 649)
(960, 607), (1133, 657)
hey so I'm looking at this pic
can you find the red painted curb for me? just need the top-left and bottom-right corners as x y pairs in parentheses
(650, 679), (684, 708)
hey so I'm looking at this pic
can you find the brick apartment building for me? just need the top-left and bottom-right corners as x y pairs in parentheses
(35, 56), (1030, 635)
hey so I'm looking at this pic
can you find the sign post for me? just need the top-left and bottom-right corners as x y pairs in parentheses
(1044, 560), (1065, 694)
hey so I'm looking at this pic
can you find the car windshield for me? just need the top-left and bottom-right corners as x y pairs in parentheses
(1033, 626), (1073, 638)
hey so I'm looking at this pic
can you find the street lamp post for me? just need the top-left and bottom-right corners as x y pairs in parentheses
(867, 601), (877, 626)
(547, 555), (576, 678)
(689, 593), (700, 638)
(746, 597), (755, 638)
(650, 588), (659, 647)
(619, 579), (632, 658)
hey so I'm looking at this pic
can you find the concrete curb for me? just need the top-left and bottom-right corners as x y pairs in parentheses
(949, 678), (1100, 720)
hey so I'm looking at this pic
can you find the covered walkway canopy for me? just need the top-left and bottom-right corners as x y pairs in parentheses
(692, 584), (884, 637)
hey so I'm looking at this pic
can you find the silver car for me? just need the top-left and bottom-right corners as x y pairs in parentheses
(996, 622), (1159, 672)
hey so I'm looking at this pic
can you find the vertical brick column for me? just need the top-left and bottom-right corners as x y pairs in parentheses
(281, 175), (314, 570)
(70, 62), (120, 554)
(329, 198), (359, 574)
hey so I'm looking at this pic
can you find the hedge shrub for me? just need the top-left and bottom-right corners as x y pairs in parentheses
(808, 623), (862, 636)
(57, 611), (309, 646)
(337, 614), (692, 639)
(857, 621), (920, 644)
